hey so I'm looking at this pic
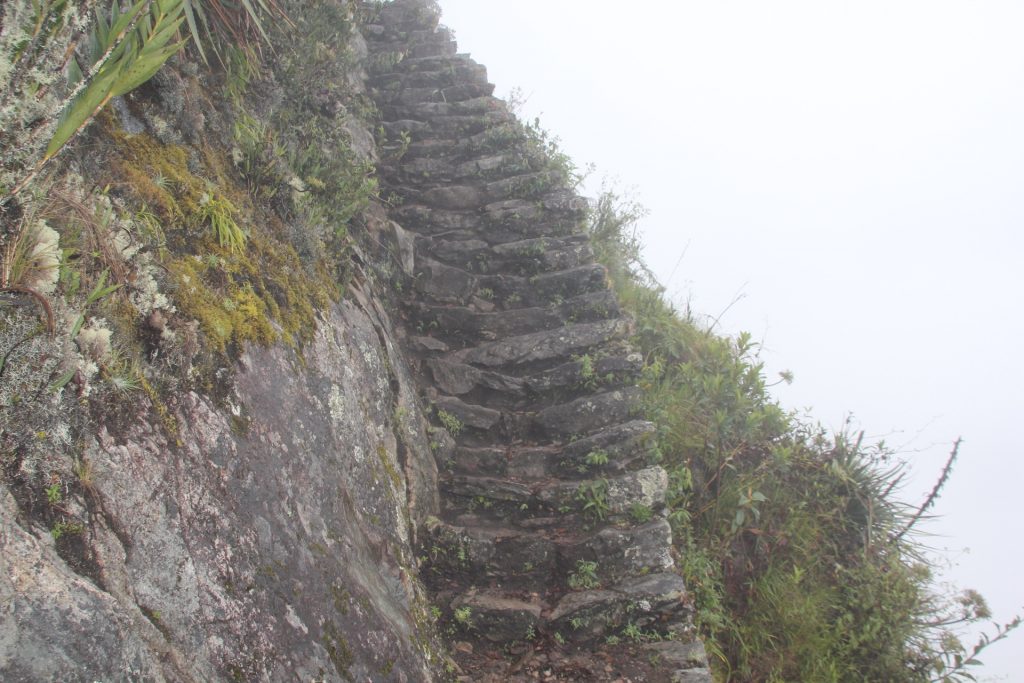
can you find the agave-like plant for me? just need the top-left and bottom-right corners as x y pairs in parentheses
(181, 0), (289, 64)
(49, 0), (188, 160)
(1, 0), (189, 206)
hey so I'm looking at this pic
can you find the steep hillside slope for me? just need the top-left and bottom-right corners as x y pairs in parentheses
(0, 0), (709, 681)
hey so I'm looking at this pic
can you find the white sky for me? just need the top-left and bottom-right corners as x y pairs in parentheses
(438, 1), (1024, 679)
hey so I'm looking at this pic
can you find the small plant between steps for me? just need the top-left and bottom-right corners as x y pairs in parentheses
(575, 479), (610, 522)
(436, 408), (463, 437)
(567, 560), (600, 590)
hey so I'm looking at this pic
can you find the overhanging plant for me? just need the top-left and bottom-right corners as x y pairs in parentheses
(2, 0), (188, 206)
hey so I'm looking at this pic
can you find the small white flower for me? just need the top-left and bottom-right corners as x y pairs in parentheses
(76, 318), (113, 362)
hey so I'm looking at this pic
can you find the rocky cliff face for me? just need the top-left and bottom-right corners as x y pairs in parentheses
(2, 294), (443, 682)
(0, 1), (710, 681)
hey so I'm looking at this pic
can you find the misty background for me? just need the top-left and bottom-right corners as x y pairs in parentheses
(437, 0), (1024, 678)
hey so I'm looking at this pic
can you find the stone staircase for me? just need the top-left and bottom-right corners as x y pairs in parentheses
(363, 2), (712, 680)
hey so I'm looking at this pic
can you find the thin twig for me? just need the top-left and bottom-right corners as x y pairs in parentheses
(894, 438), (961, 543)
(0, 286), (56, 337)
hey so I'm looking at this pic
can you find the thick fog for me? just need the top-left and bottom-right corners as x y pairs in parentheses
(439, 1), (1024, 678)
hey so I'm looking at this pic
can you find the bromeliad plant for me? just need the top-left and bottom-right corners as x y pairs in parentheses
(1, 0), (189, 207)
(1, 1), (188, 334)
(180, 0), (290, 65)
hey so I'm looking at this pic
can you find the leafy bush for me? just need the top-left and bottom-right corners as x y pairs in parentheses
(587, 188), (1020, 682)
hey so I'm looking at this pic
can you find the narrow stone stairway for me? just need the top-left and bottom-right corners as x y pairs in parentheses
(363, 2), (713, 681)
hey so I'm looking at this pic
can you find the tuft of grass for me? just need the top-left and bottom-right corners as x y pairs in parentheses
(567, 560), (600, 590)
(453, 606), (473, 629)
(575, 479), (609, 522)
(199, 192), (246, 254)
(436, 409), (463, 437)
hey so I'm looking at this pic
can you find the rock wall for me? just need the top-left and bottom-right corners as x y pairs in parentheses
(2, 283), (446, 681)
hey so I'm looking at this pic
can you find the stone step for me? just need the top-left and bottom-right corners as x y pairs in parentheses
(524, 353), (644, 400)
(452, 150), (544, 182)
(371, 1), (442, 30)
(423, 518), (675, 591)
(535, 467), (669, 520)
(449, 591), (544, 643)
(396, 170), (567, 210)
(427, 352), (643, 411)
(373, 53), (478, 77)
(418, 234), (592, 276)
(411, 259), (612, 314)
(433, 394), (505, 435)
(381, 112), (513, 145)
(442, 467), (668, 522)
(556, 420), (660, 476)
(644, 641), (713, 683)
(412, 257), (477, 305)
(387, 150), (558, 191)
(387, 137), (460, 164)
(442, 475), (534, 507)
(428, 359), (528, 408)
(448, 318), (632, 374)
(413, 291), (621, 343)
(446, 445), (556, 479)
(374, 82), (496, 106)
(424, 518), (557, 587)
(369, 62), (489, 90)
(476, 263), (609, 310)
(365, 29), (454, 54)
(366, 21), (451, 42)
(561, 519), (676, 587)
(380, 95), (509, 123)
(384, 147), (545, 188)
(533, 387), (645, 438)
(548, 572), (690, 644)
(392, 122), (526, 162)
(482, 170), (568, 204)
(390, 191), (585, 240)
(406, 40), (458, 59)
(446, 416), (655, 480)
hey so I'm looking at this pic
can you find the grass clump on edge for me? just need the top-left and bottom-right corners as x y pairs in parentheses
(587, 186), (1020, 682)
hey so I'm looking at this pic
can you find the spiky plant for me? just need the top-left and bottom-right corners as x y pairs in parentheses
(1, 1), (189, 207)
(181, 0), (290, 64)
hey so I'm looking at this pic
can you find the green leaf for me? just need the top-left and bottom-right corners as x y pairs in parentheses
(239, 0), (270, 42)
(181, 0), (211, 63)
(107, 0), (151, 45)
(112, 36), (187, 96)
(66, 55), (85, 89)
(50, 369), (76, 392)
(85, 270), (121, 305)
(45, 68), (118, 158)
(70, 314), (86, 340)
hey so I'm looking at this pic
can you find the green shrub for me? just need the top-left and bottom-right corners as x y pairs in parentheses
(588, 188), (1020, 682)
